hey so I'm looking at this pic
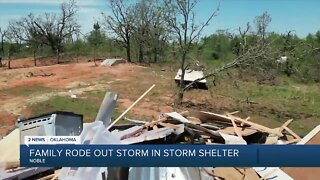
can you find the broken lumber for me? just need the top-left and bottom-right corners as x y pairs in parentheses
(218, 127), (257, 137)
(226, 111), (239, 115)
(284, 126), (301, 141)
(159, 122), (179, 129)
(189, 110), (240, 125)
(240, 117), (250, 126)
(185, 123), (224, 142)
(227, 114), (283, 137)
(229, 116), (242, 138)
(107, 84), (155, 130)
(279, 119), (293, 133)
(283, 139), (300, 145)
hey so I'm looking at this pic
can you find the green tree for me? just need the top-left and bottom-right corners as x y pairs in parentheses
(103, 0), (134, 62)
(88, 22), (105, 66)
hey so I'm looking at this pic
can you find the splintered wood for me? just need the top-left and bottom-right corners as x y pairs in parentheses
(110, 109), (300, 146)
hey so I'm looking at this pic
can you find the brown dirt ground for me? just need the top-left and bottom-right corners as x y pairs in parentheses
(0, 57), (173, 137)
(0, 111), (16, 138)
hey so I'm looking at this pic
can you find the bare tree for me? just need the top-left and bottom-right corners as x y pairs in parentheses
(10, 0), (79, 64)
(238, 22), (251, 55)
(4, 31), (20, 69)
(8, 14), (43, 66)
(165, 0), (221, 104)
(0, 28), (6, 66)
(103, 0), (134, 62)
(254, 11), (272, 44)
(35, 0), (79, 63)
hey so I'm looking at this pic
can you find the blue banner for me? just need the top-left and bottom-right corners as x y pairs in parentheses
(20, 145), (320, 167)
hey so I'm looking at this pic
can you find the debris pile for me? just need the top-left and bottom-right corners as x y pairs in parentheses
(1, 85), (319, 180)
(115, 110), (300, 146)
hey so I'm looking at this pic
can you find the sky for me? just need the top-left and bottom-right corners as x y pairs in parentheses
(0, 0), (319, 38)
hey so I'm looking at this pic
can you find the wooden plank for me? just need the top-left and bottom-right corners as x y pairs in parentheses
(279, 119), (293, 133)
(218, 127), (257, 136)
(226, 111), (239, 115)
(158, 122), (179, 129)
(178, 111), (190, 117)
(200, 123), (220, 130)
(265, 136), (278, 144)
(283, 139), (300, 144)
(189, 110), (238, 125)
(185, 123), (224, 142)
(107, 84), (155, 130)
(188, 117), (202, 124)
(284, 126), (301, 140)
(227, 114), (283, 137)
(241, 117), (250, 126)
(121, 127), (174, 144)
(229, 117), (242, 138)
(297, 125), (320, 144)
(190, 110), (282, 136)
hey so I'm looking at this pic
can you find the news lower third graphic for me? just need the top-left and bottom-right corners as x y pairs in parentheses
(20, 137), (320, 167)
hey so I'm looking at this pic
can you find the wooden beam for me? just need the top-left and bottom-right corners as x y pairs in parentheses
(284, 138), (300, 144)
(227, 114), (283, 137)
(107, 84), (155, 130)
(226, 111), (239, 115)
(284, 126), (301, 140)
(159, 122), (179, 129)
(179, 111), (190, 117)
(229, 117), (242, 138)
(185, 123), (224, 142)
(240, 117), (250, 126)
(279, 119), (293, 133)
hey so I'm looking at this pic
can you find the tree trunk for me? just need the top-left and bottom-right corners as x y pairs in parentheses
(138, 43), (143, 63)
(8, 49), (11, 69)
(177, 53), (187, 104)
(33, 50), (37, 67)
(126, 42), (131, 63)
(126, 34), (131, 63)
(93, 47), (97, 66)
(154, 46), (158, 63)
(56, 49), (60, 64)
(1, 37), (4, 56)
